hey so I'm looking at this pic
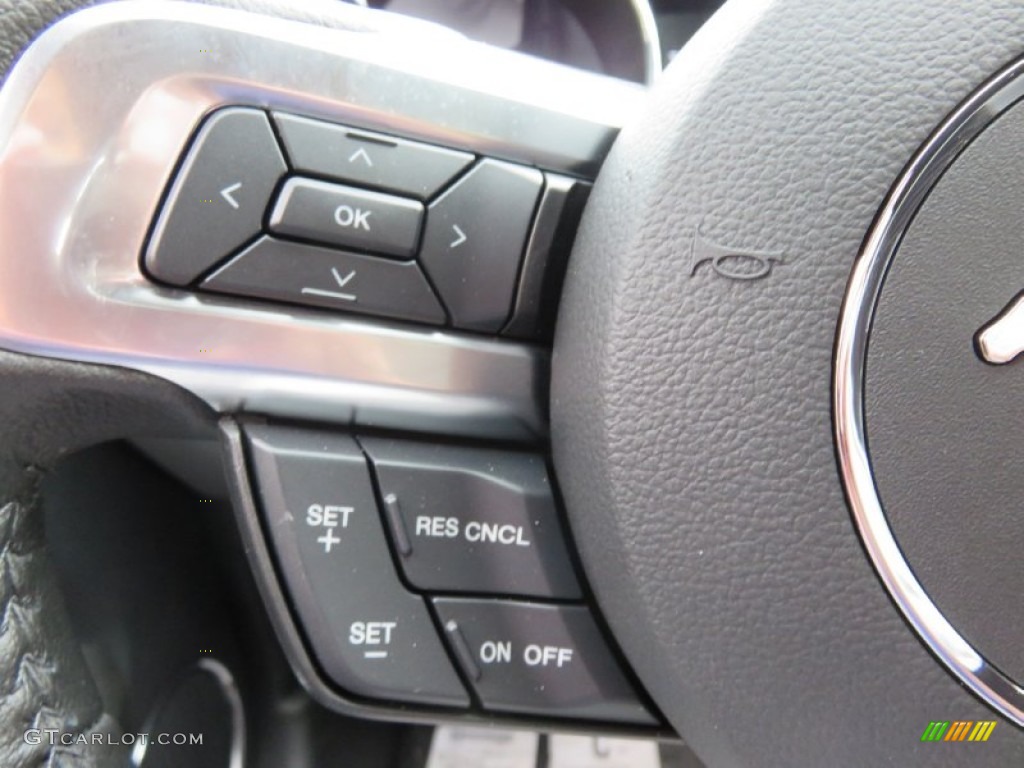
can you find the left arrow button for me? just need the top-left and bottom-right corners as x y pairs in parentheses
(144, 108), (287, 286)
(220, 182), (242, 210)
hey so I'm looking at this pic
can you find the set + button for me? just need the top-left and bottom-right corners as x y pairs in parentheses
(246, 425), (468, 707)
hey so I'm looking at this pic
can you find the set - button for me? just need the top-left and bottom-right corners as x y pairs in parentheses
(246, 426), (468, 708)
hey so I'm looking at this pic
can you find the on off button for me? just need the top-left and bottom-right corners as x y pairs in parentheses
(434, 599), (655, 724)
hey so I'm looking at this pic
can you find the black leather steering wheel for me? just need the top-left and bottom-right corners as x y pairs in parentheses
(4, 1), (1024, 766)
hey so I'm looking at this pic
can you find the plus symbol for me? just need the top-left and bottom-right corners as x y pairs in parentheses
(317, 528), (341, 554)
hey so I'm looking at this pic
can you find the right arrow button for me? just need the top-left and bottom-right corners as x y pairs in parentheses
(419, 159), (543, 332)
(450, 224), (468, 249)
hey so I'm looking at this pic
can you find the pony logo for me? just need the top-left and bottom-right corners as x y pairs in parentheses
(688, 222), (783, 281)
(976, 292), (1024, 365)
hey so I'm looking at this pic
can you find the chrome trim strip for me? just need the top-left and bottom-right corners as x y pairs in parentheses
(197, 658), (247, 768)
(835, 57), (1024, 725)
(627, 0), (664, 84)
(0, 0), (643, 440)
(131, 658), (246, 767)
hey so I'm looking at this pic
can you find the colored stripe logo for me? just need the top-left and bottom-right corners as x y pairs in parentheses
(921, 721), (996, 742)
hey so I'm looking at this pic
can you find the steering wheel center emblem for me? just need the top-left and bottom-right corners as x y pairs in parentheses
(976, 292), (1024, 364)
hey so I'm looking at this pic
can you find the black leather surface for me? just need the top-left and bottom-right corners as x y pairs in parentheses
(867, 100), (1024, 687)
(0, 351), (215, 766)
(552, 1), (1024, 766)
(0, 1), (400, 766)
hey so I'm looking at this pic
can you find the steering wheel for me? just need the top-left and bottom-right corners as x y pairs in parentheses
(2, 0), (1024, 766)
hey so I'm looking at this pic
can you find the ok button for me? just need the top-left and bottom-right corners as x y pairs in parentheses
(270, 177), (423, 258)
(334, 204), (372, 231)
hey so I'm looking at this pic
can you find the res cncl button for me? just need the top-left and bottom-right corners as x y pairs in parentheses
(361, 439), (581, 600)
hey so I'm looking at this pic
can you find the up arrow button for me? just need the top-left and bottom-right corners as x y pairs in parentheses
(348, 147), (373, 167)
(273, 113), (473, 199)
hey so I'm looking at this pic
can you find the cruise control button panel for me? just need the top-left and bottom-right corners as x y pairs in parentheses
(236, 425), (657, 729)
(245, 426), (468, 707)
(434, 599), (654, 725)
(142, 107), (584, 338)
(361, 438), (581, 599)
(144, 108), (287, 285)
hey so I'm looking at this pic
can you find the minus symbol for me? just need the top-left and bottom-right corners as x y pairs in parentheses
(364, 650), (388, 659)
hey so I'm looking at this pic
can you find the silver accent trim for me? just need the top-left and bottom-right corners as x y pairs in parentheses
(628, 0), (664, 85)
(131, 658), (246, 768)
(835, 57), (1024, 725)
(198, 657), (247, 768)
(0, 0), (643, 440)
(977, 293), (1024, 364)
